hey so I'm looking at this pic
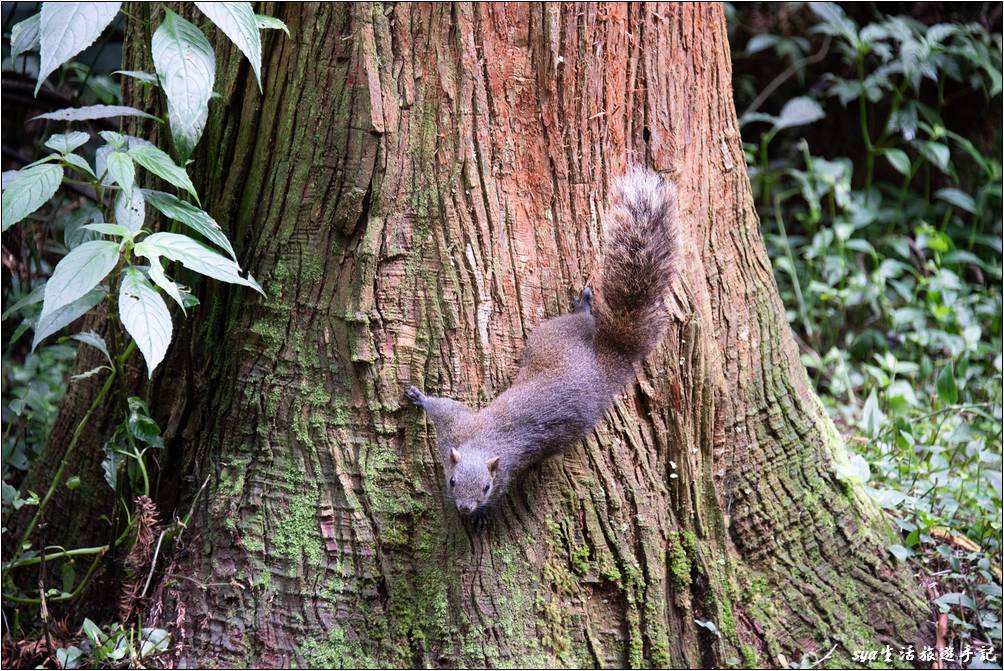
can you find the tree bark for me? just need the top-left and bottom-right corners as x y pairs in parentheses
(16, 2), (932, 667)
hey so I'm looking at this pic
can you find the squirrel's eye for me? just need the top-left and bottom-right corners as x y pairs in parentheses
(483, 484), (489, 494)
(449, 477), (456, 488)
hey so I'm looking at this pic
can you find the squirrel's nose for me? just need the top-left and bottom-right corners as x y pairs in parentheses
(457, 503), (474, 514)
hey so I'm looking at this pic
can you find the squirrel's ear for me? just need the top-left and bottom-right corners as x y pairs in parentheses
(450, 448), (461, 465)
(486, 456), (500, 476)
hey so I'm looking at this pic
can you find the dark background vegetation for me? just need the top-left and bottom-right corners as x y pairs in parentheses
(2, 2), (1001, 668)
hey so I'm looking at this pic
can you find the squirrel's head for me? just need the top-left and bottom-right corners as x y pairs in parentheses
(446, 447), (499, 515)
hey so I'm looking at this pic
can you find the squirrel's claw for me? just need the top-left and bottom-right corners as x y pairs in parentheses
(469, 507), (490, 533)
(406, 385), (425, 407)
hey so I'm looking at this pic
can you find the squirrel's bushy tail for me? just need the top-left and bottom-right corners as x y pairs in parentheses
(594, 166), (677, 361)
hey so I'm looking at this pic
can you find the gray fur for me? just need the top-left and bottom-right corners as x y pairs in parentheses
(408, 167), (676, 529)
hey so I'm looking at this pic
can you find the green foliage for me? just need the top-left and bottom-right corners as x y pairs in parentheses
(1, 2), (287, 664)
(55, 619), (170, 668)
(732, 1), (1002, 656)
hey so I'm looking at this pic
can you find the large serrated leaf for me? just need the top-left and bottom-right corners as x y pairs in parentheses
(152, 9), (215, 161)
(45, 132), (91, 155)
(119, 267), (172, 377)
(1, 164), (63, 231)
(41, 240), (120, 319)
(32, 286), (105, 350)
(114, 187), (145, 234)
(127, 144), (199, 203)
(32, 104), (158, 122)
(106, 151), (135, 198)
(37, 3), (122, 95)
(142, 189), (236, 260)
(135, 233), (262, 293)
(196, 3), (262, 89)
(11, 13), (41, 60)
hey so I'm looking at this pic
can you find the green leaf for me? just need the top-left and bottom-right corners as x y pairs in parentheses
(82, 618), (105, 645)
(861, 388), (886, 439)
(56, 646), (83, 670)
(196, 2), (262, 89)
(40, 240), (119, 320)
(142, 189), (236, 260)
(255, 14), (289, 37)
(139, 628), (171, 658)
(693, 619), (720, 637)
(1, 164), (63, 231)
(135, 233), (263, 293)
(65, 475), (81, 491)
(128, 144), (199, 202)
(32, 104), (158, 122)
(72, 330), (112, 364)
(834, 452), (871, 485)
(934, 188), (976, 214)
(98, 130), (127, 149)
(114, 188), (145, 234)
(45, 131), (90, 154)
(145, 263), (186, 313)
(101, 443), (123, 490)
(61, 204), (103, 249)
(936, 361), (958, 405)
(63, 153), (96, 178)
(152, 9), (215, 161)
(2, 285), (44, 320)
(745, 34), (777, 55)
(887, 544), (912, 563)
(61, 561), (76, 592)
(105, 151), (135, 198)
(880, 148), (911, 176)
(37, 3), (123, 95)
(81, 223), (130, 237)
(126, 397), (164, 447)
(70, 366), (110, 382)
(934, 592), (977, 611)
(32, 285), (105, 349)
(916, 140), (951, 174)
(10, 13), (40, 60)
(119, 268), (172, 377)
(113, 69), (158, 85)
(772, 96), (825, 132)
(809, 2), (858, 45)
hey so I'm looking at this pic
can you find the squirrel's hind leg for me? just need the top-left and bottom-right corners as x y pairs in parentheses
(574, 286), (593, 314)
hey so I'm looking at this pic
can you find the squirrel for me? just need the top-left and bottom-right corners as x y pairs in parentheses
(407, 167), (676, 530)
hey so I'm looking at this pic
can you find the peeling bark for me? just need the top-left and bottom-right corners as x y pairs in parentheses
(17, 3), (931, 667)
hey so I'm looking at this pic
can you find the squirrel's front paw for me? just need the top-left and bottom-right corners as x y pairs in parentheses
(469, 507), (490, 534)
(405, 385), (425, 407)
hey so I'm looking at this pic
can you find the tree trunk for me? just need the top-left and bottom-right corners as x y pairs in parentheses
(17, 2), (932, 667)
